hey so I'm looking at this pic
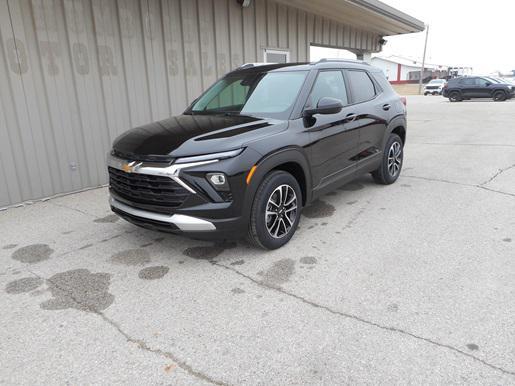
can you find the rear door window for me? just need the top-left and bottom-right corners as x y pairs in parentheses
(346, 70), (376, 103)
(460, 78), (476, 86)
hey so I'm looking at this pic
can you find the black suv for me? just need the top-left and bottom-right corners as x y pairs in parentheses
(443, 76), (515, 102)
(108, 60), (407, 249)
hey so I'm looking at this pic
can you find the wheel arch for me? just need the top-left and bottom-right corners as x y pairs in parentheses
(247, 147), (312, 207)
(384, 115), (407, 149)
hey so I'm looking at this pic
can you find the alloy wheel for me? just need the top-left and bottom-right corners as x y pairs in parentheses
(387, 141), (402, 177)
(265, 184), (298, 239)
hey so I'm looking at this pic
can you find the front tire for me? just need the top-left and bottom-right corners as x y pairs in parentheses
(248, 170), (302, 250)
(372, 134), (403, 185)
(493, 91), (506, 102)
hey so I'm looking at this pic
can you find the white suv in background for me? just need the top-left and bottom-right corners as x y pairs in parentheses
(424, 79), (447, 95)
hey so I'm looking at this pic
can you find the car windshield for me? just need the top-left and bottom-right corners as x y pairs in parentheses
(189, 71), (308, 119)
(428, 79), (445, 84)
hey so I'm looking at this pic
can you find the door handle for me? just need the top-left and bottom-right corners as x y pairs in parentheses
(346, 113), (357, 122)
(382, 104), (391, 111)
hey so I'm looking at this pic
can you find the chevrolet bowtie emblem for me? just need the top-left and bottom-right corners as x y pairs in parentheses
(121, 161), (142, 173)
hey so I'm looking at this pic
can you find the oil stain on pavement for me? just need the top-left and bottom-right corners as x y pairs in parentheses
(12, 244), (54, 264)
(93, 214), (119, 223)
(40, 269), (114, 312)
(302, 200), (335, 218)
(466, 343), (479, 351)
(2, 244), (18, 250)
(5, 277), (44, 294)
(183, 241), (237, 260)
(339, 182), (364, 191)
(258, 258), (296, 288)
(138, 266), (169, 280)
(300, 256), (317, 265)
(111, 249), (151, 266)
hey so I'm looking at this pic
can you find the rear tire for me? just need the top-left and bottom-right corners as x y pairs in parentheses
(372, 134), (403, 185)
(493, 91), (506, 102)
(247, 170), (302, 250)
(449, 91), (462, 102)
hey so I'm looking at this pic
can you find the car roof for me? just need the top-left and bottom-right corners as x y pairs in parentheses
(228, 60), (381, 76)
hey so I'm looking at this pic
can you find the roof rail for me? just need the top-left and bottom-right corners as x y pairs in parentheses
(237, 62), (269, 69)
(314, 58), (370, 65)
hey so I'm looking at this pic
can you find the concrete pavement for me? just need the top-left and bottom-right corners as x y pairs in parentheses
(1, 96), (514, 385)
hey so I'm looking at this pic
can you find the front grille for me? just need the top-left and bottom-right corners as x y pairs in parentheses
(108, 167), (190, 208)
(425, 86), (439, 90)
(112, 207), (179, 230)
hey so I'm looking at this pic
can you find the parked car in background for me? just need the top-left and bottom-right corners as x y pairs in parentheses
(423, 79), (446, 95)
(107, 60), (407, 249)
(443, 76), (515, 102)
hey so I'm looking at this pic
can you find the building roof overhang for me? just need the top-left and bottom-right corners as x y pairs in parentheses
(276, 0), (425, 36)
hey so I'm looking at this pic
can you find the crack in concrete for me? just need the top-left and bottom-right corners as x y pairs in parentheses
(26, 268), (228, 386)
(211, 262), (515, 378)
(479, 163), (515, 186)
(403, 175), (473, 188)
(48, 201), (98, 219)
(403, 175), (515, 198)
(477, 185), (515, 198)
(98, 314), (228, 386)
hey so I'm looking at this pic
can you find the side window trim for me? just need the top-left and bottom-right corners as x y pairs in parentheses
(344, 69), (378, 106)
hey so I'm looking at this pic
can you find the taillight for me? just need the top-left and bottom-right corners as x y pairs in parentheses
(400, 96), (407, 106)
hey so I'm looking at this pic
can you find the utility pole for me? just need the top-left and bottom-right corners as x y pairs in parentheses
(418, 24), (430, 95)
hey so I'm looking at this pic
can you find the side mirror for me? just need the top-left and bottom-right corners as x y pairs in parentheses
(304, 97), (343, 117)
(485, 82), (491, 87)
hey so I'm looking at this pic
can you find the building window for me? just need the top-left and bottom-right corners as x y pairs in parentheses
(264, 49), (290, 64)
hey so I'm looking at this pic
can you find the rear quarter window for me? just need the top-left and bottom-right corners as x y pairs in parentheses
(371, 71), (393, 93)
(347, 70), (376, 103)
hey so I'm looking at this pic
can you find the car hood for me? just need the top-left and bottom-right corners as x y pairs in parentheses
(112, 114), (287, 159)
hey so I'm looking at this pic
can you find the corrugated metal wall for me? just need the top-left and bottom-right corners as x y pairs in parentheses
(0, 0), (381, 208)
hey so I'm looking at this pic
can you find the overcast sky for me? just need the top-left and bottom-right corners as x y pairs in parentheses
(381, 0), (515, 74)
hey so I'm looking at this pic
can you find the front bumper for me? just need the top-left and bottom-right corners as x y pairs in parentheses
(424, 87), (443, 94)
(106, 150), (259, 240)
(110, 196), (215, 231)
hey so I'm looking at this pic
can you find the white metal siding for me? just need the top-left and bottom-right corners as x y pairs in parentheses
(0, 0), (381, 207)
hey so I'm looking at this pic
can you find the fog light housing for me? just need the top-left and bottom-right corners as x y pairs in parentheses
(207, 173), (230, 191)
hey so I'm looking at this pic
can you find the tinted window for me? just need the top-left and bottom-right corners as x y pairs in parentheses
(371, 71), (392, 92)
(460, 78), (476, 86)
(191, 71), (308, 119)
(241, 72), (307, 114)
(205, 79), (249, 110)
(347, 70), (376, 103)
(308, 71), (348, 107)
(476, 78), (491, 86)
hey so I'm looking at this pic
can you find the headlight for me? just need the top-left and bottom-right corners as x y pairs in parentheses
(175, 148), (244, 164)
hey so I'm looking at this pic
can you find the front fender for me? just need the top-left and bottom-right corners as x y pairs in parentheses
(242, 147), (313, 219)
